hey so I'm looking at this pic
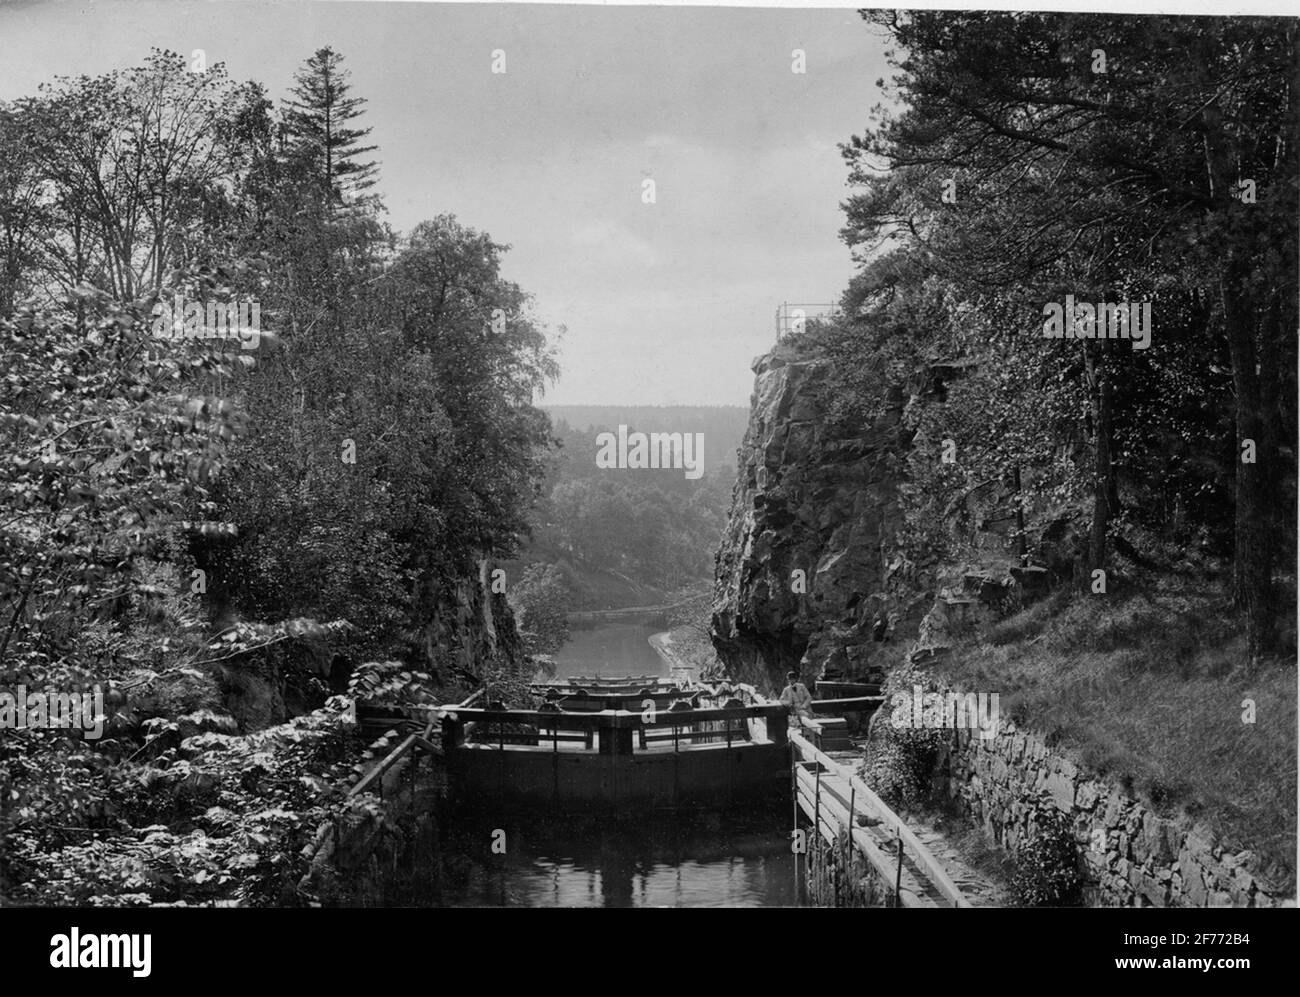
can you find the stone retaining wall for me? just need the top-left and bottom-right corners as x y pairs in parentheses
(936, 720), (1291, 907)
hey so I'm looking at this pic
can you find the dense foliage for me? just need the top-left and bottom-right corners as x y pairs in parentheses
(825, 12), (1297, 659)
(1011, 805), (1084, 907)
(0, 47), (557, 904)
(507, 563), (572, 656)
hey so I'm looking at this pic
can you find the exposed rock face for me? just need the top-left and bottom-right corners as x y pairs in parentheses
(421, 558), (523, 683)
(711, 341), (1285, 908)
(710, 345), (1054, 695)
(710, 351), (923, 694)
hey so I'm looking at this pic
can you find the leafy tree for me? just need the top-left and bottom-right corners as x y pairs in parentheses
(0, 105), (47, 318)
(840, 12), (1297, 656)
(18, 50), (263, 302)
(0, 45), (562, 905)
(508, 563), (572, 655)
(0, 288), (243, 671)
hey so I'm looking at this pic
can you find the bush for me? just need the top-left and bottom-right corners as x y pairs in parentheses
(862, 721), (949, 812)
(508, 563), (572, 656)
(1011, 805), (1082, 906)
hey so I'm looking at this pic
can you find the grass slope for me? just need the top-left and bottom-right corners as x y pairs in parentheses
(924, 578), (1296, 891)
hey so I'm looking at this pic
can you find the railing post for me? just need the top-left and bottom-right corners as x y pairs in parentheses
(843, 782), (855, 901)
(894, 831), (904, 908)
(441, 714), (463, 750)
(766, 705), (788, 748)
(790, 747), (799, 904)
(813, 765), (821, 842)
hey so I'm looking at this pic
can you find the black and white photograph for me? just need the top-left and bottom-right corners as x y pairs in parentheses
(0, 0), (1295, 964)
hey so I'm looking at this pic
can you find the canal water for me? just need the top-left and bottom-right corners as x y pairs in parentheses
(443, 622), (802, 907)
(443, 806), (802, 907)
(548, 621), (669, 678)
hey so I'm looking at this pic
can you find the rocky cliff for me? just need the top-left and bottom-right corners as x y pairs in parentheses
(710, 342), (1051, 695)
(711, 347), (912, 693)
(708, 339), (1290, 908)
(420, 558), (524, 686)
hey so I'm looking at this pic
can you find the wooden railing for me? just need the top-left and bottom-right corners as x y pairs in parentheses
(347, 719), (440, 802)
(791, 730), (970, 909)
(535, 687), (702, 713)
(301, 691), (480, 865)
(443, 700), (788, 754)
(538, 675), (666, 692)
(814, 680), (881, 697)
(808, 695), (885, 715)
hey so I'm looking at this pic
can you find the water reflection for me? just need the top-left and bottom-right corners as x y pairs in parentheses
(445, 806), (802, 908)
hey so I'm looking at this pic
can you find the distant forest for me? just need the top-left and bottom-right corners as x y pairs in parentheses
(504, 407), (747, 630)
(542, 406), (749, 475)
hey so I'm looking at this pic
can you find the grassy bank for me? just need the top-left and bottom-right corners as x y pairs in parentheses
(921, 578), (1296, 891)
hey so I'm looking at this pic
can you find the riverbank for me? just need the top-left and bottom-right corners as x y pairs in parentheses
(649, 626), (719, 685)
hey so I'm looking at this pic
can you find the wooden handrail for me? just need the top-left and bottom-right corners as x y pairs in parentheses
(814, 680), (881, 695)
(790, 730), (970, 908)
(809, 695), (885, 712)
(795, 764), (922, 907)
(551, 691), (700, 708)
(301, 706), (445, 863)
(348, 729), (442, 800)
(448, 704), (783, 727)
(456, 689), (485, 709)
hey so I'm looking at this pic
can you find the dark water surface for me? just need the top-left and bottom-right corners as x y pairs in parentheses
(443, 806), (802, 908)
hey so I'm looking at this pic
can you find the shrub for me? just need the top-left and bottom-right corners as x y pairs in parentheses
(1011, 805), (1082, 906)
(863, 721), (949, 812)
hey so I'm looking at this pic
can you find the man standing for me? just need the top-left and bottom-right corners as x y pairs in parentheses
(779, 670), (813, 722)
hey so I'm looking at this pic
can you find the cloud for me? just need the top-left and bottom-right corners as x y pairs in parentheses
(0, 1), (886, 405)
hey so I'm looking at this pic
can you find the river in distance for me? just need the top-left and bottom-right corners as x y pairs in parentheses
(545, 620), (669, 679)
(442, 622), (802, 907)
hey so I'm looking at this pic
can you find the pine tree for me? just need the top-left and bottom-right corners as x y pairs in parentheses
(281, 47), (378, 208)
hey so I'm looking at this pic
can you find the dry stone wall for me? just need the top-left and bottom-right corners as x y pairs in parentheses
(937, 719), (1291, 907)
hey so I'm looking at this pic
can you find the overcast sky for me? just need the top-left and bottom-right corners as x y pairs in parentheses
(0, 0), (891, 405)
